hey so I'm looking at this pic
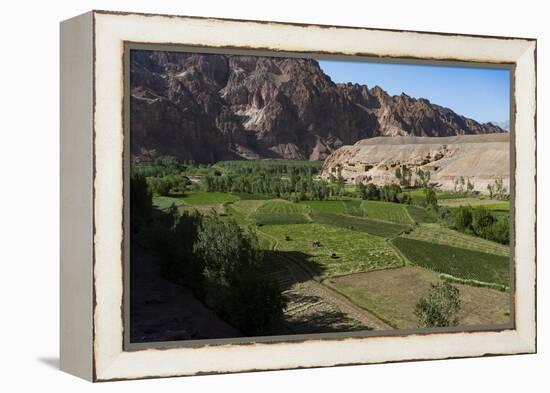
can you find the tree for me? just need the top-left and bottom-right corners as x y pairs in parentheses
(415, 281), (461, 328)
(395, 167), (402, 183)
(453, 205), (473, 231)
(416, 168), (431, 189)
(466, 178), (475, 194)
(424, 187), (437, 206)
(193, 216), (286, 335)
(356, 183), (367, 199)
(396, 165), (412, 188)
(365, 183), (380, 200)
(130, 173), (152, 228)
(487, 183), (495, 199)
(472, 207), (495, 236)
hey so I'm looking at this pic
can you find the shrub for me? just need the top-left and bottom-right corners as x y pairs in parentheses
(453, 205), (473, 232)
(472, 207), (495, 237)
(415, 281), (461, 328)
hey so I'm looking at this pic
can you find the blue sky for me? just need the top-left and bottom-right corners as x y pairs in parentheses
(318, 60), (510, 124)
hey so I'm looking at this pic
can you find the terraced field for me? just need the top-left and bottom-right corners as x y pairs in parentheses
(360, 201), (413, 224)
(439, 197), (510, 209)
(153, 187), (511, 332)
(260, 223), (403, 276)
(326, 267), (511, 329)
(404, 223), (509, 256)
(391, 237), (510, 286)
(311, 212), (410, 238)
(254, 200), (312, 225)
(406, 205), (438, 223)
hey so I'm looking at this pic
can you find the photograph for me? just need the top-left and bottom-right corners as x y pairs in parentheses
(128, 47), (513, 344)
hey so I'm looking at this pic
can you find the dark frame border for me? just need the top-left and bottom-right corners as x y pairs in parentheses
(122, 42), (517, 352)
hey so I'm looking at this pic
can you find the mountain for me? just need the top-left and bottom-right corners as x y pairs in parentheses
(490, 120), (510, 131)
(320, 134), (509, 194)
(130, 50), (505, 163)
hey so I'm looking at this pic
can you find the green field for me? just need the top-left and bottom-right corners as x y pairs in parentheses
(360, 200), (413, 224)
(253, 200), (312, 225)
(311, 212), (410, 238)
(139, 158), (513, 333)
(391, 237), (510, 286)
(153, 191), (239, 210)
(439, 197), (510, 209)
(404, 223), (509, 256)
(406, 205), (438, 223)
(301, 200), (347, 214)
(260, 223), (403, 276)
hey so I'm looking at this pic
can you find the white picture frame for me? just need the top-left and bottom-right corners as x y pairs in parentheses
(60, 10), (536, 382)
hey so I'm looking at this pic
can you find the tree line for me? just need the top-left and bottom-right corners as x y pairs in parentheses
(131, 174), (286, 336)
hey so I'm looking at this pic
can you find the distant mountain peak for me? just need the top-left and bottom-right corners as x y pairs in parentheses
(130, 50), (505, 163)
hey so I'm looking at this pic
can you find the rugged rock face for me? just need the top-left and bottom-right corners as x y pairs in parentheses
(130, 50), (505, 163)
(320, 134), (510, 194)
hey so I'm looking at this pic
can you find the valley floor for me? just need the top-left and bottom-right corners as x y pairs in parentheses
(141, 190), (511, 337)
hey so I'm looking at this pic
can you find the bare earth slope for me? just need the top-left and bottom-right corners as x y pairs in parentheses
(320, 134), (510, 194)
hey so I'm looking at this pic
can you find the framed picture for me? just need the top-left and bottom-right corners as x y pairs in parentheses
(60, 10), (537, 382)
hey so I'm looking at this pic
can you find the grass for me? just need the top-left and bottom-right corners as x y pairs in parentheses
(180, 191), (240, 205)
(404, 223), (509, 256)
(301, 200), (346, 214)
(391, 237), (510, 286)
(255, 213), (311, 225)
(253, 200), (312, 225)
(482, 202), (510, 211)
(326, 266), (511, 329)
(360, 200), (413, 224)
(260, 223), (403, 276)
(438, 198), (510, 209)
(152, 196), (187, 210)
(256, 200), (311, 215)
(406, 205), (438, 223)
(311, 212), (411, 238)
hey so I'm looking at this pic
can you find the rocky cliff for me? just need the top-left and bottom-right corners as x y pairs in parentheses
(320, 134), (510, 194)
(130, 50), (505, 163)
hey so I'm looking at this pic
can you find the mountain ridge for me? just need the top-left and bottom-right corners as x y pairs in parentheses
(130, 50), (504, 163)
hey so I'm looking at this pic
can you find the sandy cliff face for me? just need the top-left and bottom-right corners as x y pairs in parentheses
(130, 50), (505, 163)
(320, 134), (510, 194)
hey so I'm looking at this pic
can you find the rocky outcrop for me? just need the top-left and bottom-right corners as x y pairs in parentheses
(320, 134), (510, 194)
(130, 50), (505, 163)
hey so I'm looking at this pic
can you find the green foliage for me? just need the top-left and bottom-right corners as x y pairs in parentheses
(147, 174), (189, 196)
(194, 217), (286, 335)
(451, 205), (509, 245)
(365, 183), (381, 200)
(395, 164), (412, 187)
(414, 281), (461, 328)
(392, 237), (510, 286)
(424, 187), (438, 206)
(130, 173), (152, 228)
(415, 169), (431, 188)
(202, 160), (329, 201)
(194, 217), (262, 284)
(453, 205), (473, 231)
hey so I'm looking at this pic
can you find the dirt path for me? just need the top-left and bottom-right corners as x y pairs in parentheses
(277, 248), (392, 331)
